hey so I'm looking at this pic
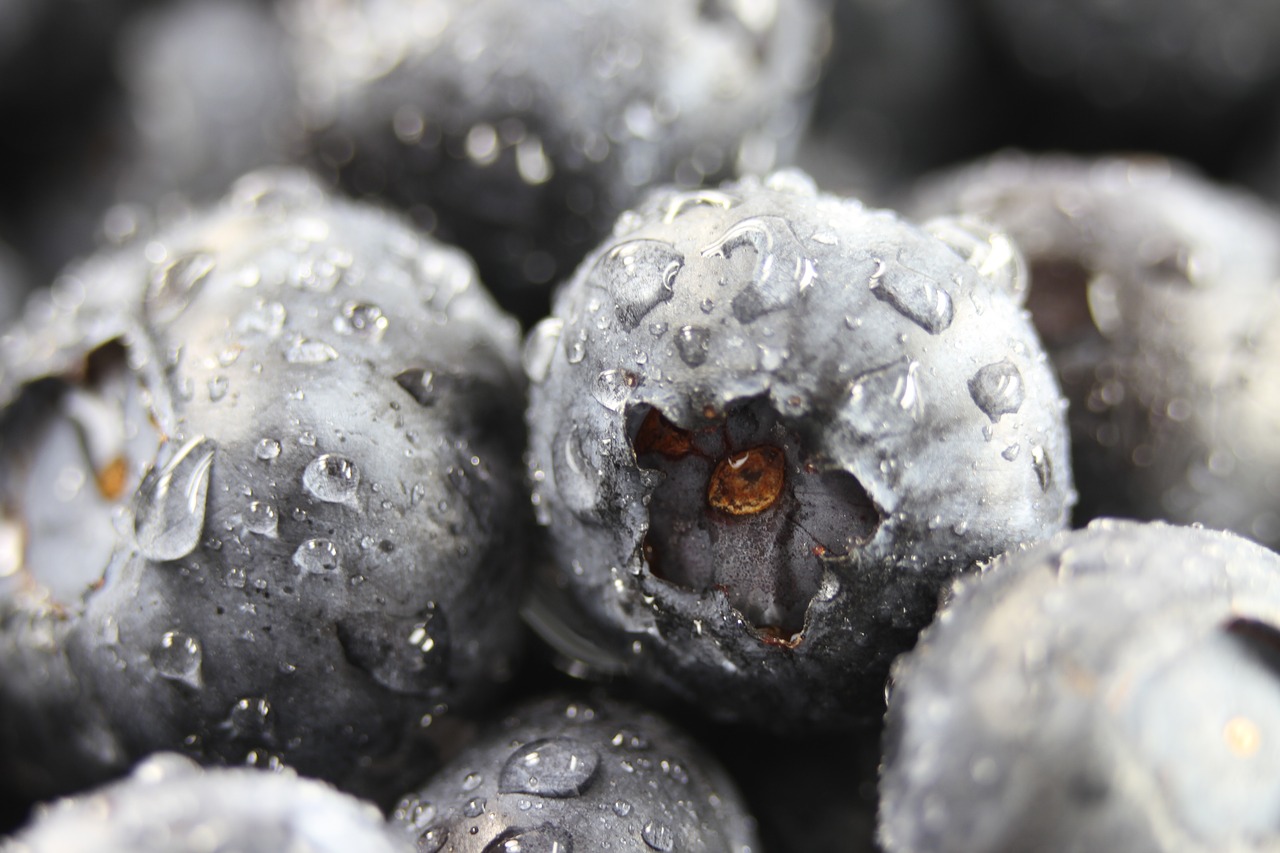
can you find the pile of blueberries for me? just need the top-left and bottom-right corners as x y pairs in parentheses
(5, 1), (1280, 851)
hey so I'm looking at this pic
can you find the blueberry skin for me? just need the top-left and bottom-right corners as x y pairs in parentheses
(8, 753), (412, 853)
(284, 0), (826, 325)
(880, 519), (1280, 853)
(390, 694), (760, 853)
(0, 169), (528, 806)
(911, 152), (1280, 543)
(524, 170), (1074, 729)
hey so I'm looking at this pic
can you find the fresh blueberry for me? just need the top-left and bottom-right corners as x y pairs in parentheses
(880, 519), (1280, 852)
(911, 151), (1280, 543)
(9, 752), (412, 852)
(283, 0), (827, 325)
(524, 170), (1073, 729)
(0, 168), (528, 807)
(390, 694), (760, 853)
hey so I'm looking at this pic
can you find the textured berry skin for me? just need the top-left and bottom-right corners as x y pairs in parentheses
(880, 520), (1280, 853)
(390, 695), (759, 853)
(284, 0), (825, 325)
(911, 152), (1280, 544)
(7, 753), (412, 853)
(524, 170), (1073, 729)
(0, 169), (527, 806)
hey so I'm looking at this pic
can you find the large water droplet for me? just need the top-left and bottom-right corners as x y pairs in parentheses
(674, 325), (711, 367)
(968, 359), (1025, 422)
(334, 302), (387, 340)
(842, 360), (923, 438)
(336, 607), (448, 695)
(285, 337), (339, 364)
(499, 737), (600, 798)
(148, 252), (216, 323)
(642, 821), (675, 851)
(302, 454), (360, 504)
(596, 240), (683, 330)
(701, 216), (817, 323)
(152, 631), (203, 688)
(244, 500), (278, 537)
(134, 436), (216, 561)
(523, 317), (564, 384)
(227, 697), (272, 739)
(484, 827), (574, 853)
(591, 369), (636, 413)
(293, 538), (340, 574)
(254, 438), (281, 460)
(868, 257), (954, 334)
(418, 827), (449, 853)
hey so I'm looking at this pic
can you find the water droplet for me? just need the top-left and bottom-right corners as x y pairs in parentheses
(487, 827), (574, 853)
(285, 337), (338, 364)
(674, 325), (711, 367)
(208, 376), (229, 402)
(236, 301), (287, 339)
(244, 501), (279, 537)
(969, 360), (1025, 422)
(499, 737), (600, 798)
(868, 257), (954, 334)
(662, 189), (737, 223)
(255, 438), (281, 460)
(591, 369), (636, 412)
(613, 800), (633, 817)
(418, 827), (449, 853)
(227, 697), (272, 739)
(462, 797), (487, 818)
(642, 821), (675, 851)
(148, 252), (216, 323)
(293, 539), (340, 574)
(596, 240), (683, 330)
(841, 360), (923, 438)
(292, 254), (345, 292)
(524, 317), (564, 384)
(565, 327), (588, 364)
(153, 631), (203, 688)
(302, 454), (360, 504)
(610, 729), (651, 750)
(1031, 445), (1053, 492)
(1002, 443), (1021, 461)
(334, 302), (388, 340)
(701, 216), (817, 323)
(336, 607), (448, 695)
(134, 436), (216, 561)
(462, 772), (483, 792)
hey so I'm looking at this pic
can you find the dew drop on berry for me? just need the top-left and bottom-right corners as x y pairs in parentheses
(152, 630), (203, 688)
(207, 375), (229, 402)
(674, 325), (711, 367)
(1031, 445), (1053, 492)
(148, 251), (216, 323)
(499, 737), (600, 798)
(642, 820), (675, 852)
(523, 317), (564, 384)
(335, 607), (448, 695)
(134, 436), (216, 562)
(418, 826), (449, 853)
(868, 257), (954, 334)
(235, 301), (287, 339)
(254, 438), (281, 460)
(284, 337), (339, 364)
(293, 538), (340, 574)
(597, 240), (683, 330)
(591, 368), (636, 413)
(303, 453), (360, 504)
(334, 301), (387, 339)
(485, 826), (573, 853)
(227, 697), (272, 738)
(244, 500), (278, 537)
(969, 359), (1025, 421)
(841, 359), (923, 438)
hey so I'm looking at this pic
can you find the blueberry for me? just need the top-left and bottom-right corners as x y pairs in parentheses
(880, 519), (1280, 852)
(911, 151), (1280, 544)
(283, 0), (827, 325)
(0, 168), (528, 806)
(9, 753), (412, 852)
(524, 170), (1073, 728)
(389, 694), (759, 853)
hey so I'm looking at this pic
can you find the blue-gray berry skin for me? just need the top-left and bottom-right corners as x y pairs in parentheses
(911, 152), (1280, 544)
(0, 169), (528, 806)
(524, 170), (1074, 729)
(283, 0), (826, 325)
(390, 695), (760, 853)
(880, 520), (1280, 853)
(6, 753), (412, 853)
